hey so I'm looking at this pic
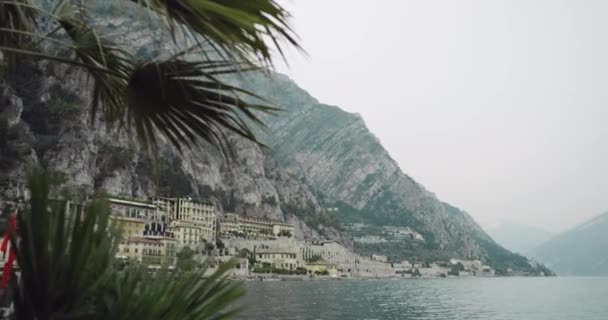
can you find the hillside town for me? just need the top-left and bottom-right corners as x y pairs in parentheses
(84, 195), (497, 279)
(0, 185), (499, 279)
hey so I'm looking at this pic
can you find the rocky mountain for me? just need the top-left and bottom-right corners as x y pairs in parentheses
(0, 62), (343, 242)
(530, 212), (608, 275)
(219, 73), (550, 275)
(486, 222), (555, 254)
(0, 3), (550, 274)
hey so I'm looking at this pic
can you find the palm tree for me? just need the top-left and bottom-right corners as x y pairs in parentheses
(11, 170), (246, 320)
(0, 0), (301, 154)
(0, 0), (301, 318)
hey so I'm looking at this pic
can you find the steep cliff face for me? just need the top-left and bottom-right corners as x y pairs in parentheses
(0, 62), (344, 243)
(225, 73), (547, 272)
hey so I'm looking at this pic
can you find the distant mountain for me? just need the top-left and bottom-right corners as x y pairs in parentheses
(486, 222), (554, 254)
(530, 212), (608, 275)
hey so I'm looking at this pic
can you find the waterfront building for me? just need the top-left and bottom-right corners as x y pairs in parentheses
(219, 213), (294, 239)
(109, 216), (146, 237)
(109, 197), (171, 238)
(117, 236), (177, 266)
(255, 249), (299, 270)
(171, 220), (203, 247)
(109, 198), (166, 222)
(151, 196), (216, 245)
(219, 213), (241, 237)
(305, 259), (338, 277)
(393, 260), (412, 273)
(372, 254), (388, 263)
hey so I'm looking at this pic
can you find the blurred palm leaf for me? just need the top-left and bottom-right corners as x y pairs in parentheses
(9, 169), (246, 319)
(53, 1), (135, 127)
(132, 0), (301, 64)
(10, 169), (119, 319)
(96, 262), (245, 320)
(126, 59), (277, 154)
(0, 0), (301, 154)
(0, 0), (37, 67)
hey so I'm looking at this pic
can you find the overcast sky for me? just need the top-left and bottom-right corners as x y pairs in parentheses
(274, 0), (608, 233)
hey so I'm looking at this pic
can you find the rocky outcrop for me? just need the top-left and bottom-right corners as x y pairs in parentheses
(0, 61), (345, 244)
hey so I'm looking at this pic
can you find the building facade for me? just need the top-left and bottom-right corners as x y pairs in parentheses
(219, 213), (294, 239)
(110, 216), (146, 237)
(255, 250), (299, 270)
(117, 236), (177, 266)
(151, 197), (216, 246)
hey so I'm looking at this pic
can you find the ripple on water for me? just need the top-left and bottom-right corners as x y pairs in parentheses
(238, 277), (608, 320)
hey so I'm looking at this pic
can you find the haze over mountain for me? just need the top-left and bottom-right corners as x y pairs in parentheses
(530, 211), (608, 275)
(275, 0), (608, 233)
(485, 222), (554, 254)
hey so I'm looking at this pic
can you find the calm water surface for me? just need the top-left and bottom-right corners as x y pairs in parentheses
(238, 277), (608, 320)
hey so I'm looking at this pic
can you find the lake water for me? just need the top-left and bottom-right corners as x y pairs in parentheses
(237, 277), (608, 320)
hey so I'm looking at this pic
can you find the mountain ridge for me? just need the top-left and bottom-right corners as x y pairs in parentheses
(530, 211), (608, 275)
(225, 72), (550, 274)
(485, 221), (555, 254)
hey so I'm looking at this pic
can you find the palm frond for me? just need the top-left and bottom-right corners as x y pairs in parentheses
(10, 169), (246, 320)
(125, 59), (277, 155)
(0, 0), (36, 68)
(10, 168), (120, 319)
(96, 262), (245, 320)
(53, 1), (135, 126)
(132, 0), (302, 65)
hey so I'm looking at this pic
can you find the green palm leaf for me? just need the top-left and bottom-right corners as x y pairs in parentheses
(95, 263), (245, 320)
(126, 59), (277, 154)
(0, 0), (36, 68)
(1, 0), (300, 154)
(10, 169), (246, 320)
(53, 1), (135, 127)
(10, 169), (120, 320)
(132, 0), (302, 64)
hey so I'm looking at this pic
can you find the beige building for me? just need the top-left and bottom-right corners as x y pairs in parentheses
(219, 213), (294, 239)
(117, 236), (177, 266)
(305, 260), (338, 277)
(152, 197), (216, 246)
(372, 254), (388, 263)
(110, 216), (146, 237)
(109, 198), (166, 222)
(171, 220), (203, 247)
(255, 249), (299, 270)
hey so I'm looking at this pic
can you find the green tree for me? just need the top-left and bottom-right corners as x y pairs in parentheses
(205, 242), (216, 255)
(176, 246), (197, 272)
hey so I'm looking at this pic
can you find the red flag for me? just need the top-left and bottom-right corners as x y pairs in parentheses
(1, 211), (17, 288)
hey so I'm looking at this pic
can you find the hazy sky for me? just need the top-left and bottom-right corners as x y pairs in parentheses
(274, 0), (608, 233)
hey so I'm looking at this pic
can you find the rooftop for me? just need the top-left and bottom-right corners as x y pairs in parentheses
(223, 213), (292, 226)
(109, 197), (156, 209)
(127, 237), (161, 245)
(110, 216), (146, 223)
(306, 259), (337, 266)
